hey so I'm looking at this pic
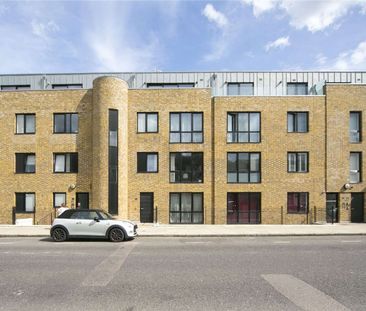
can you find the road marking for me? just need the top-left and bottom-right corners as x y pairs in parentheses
(273, 241), (290, 244)
(82, 242), (137, 287)
(183, 241), (212, 244)
(341, 240), (361, 243)
(262, 274), (349, 311)
(0, 242), (15, 245)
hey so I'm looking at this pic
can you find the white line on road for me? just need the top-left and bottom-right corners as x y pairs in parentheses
(262, 274), (350, 311)
(81, 242), (137, 287)
(0, 242), (15, 245)
(273, 241), (290, 244)
(341, 240), (361, 243)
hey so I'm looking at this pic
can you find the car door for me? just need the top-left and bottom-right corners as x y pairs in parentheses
(72, 210), (109, 236)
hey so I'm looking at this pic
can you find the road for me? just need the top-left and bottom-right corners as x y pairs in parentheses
(0, 236), (365, 311)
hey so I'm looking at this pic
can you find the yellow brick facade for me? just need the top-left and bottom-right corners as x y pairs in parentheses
(0, 77), (365, 224)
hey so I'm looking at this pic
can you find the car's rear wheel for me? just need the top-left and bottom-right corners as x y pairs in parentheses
(51, 227), (67, 242)
(109, 227), (125, 242)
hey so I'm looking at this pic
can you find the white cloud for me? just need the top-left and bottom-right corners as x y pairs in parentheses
(31, 20), (60, 40)
(265, 36), (290, 51)
(243, 0), (366, 32)
(202, 3), (228, 28)
(315, 53), (328, 65)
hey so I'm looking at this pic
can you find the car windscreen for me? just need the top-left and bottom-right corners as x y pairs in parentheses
(98, 211), (114, 220)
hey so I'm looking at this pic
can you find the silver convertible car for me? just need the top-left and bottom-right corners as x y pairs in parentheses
(50, 209), (137, 242)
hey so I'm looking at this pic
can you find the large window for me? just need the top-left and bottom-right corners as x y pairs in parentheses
(350, 152), (362, 183)
(287, 192), (308, 214)
(287, 112), (308, 133)
(227, 193), (261, 224)
(287, 83), (308, 95)
(227, 83), (254, 96)
(16, 114), (35, 134)
(137, 112), (158, 133)
(109, 109), (118, 215)
(227, 112), (260, 143)
(170, 193), (203, 224)
(15, 153), (35, 173)
(170, 112), (203, 143)
(53, 193), (66, 208)
(15, 193), (35, 213)
(1, 85), (30, 91)
(350, 112), (361, 143)
(227, 152), (260, 183)
(147, 83), (194, 89)
(54, 153), (78, 173)
(137, 153), (158, 173)
(288, 152), (308, 173)
(170, 152), (203, 183)
(52, 84), (83, 89)
(54, 113), (78, 133)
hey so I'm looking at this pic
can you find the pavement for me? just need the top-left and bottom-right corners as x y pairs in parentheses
(1, 222), (366, 237)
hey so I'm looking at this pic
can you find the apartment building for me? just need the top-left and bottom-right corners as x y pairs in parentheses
(0, 71), (365, 224)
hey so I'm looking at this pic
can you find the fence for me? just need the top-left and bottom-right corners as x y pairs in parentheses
(12, 207), (56, 225)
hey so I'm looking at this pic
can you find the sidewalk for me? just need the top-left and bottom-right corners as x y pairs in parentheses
(1, 223), (366, 237)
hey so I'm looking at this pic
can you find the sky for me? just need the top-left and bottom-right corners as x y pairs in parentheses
(0, 0), (366, 74)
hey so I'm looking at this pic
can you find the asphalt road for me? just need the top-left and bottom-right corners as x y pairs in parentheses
(0, 236), (365, 311)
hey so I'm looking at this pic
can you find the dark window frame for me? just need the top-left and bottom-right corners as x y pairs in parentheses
(169, 112), (204, 144)
(287, 112), (309, 133)
(52, 84), (83, 89)
(286, 82), (308, 95)
(227, 152), (261, 183)
(1, 85), (31, 91)
(227, 192), (261, 224)
(146, 83), (195, 89)
(53, 153), (78, 173)
(15, 113), (36, 134)
(15, 153), (36, 174)
(53, 192), (67, 208)
(350, 152), (362, 183)
(137, 112), (159, 133)
(287, 152), (309, 173)
(137, 152), (159, 173)
(169, 192), (204, 224)
(53, 113), (79, 134)
(15, 192), (35, 213)
(227, 112), (261, 143)
(170, 152), (204, 183)
(287, 192), (309, 214)
(350, 111), (362, 143)
(227, 82), (254, 96)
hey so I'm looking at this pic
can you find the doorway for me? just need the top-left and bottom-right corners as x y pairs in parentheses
(351, 193), (364, 223)
(140, 193), (154, 223)
(326, 193), (338, 223)
(76, 192), (89, 210)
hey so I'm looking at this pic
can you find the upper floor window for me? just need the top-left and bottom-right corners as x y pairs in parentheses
(287, 83), (308, 95)
(54, 153), (78, 173)
(350, 112), (361, 143)
(137, 152), (158, 173)
(54, 113), (78, 133)
(227, 83), (254, 96)
(137, 112), (158, 133)
(52, 84), (83, 89)
(1, 85), (30, 91)
(170, 152), (203, 183)
(227, 152), (261, 183)
(350, 152), (361, 183)
(170, 112), (203, 143)
(288, 152), (308, 173)
(15, 193), (35, 213)
(146, 83), (194, 89)
(16, 114), (35, 134)
(16, 153), (35, 173)
(288, 192), (308, 214)
(227, 112), (260, 143)
(287, 112), (308, 133)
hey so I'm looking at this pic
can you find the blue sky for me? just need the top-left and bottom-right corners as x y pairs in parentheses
(0, 0), (365, 73)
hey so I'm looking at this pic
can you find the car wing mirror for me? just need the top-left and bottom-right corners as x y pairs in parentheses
(93, 217), (100, 222)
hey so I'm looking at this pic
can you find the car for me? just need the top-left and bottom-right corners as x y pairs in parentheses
(50, 209), (137, 242)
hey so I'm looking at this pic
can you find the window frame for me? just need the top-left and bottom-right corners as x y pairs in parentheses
(287, 192), (309, 214)
(170, 152), (204, 183)
(15, 153), (36, 174)
(53, 153), (78, 173)
(350, 152), (362, 183)
(51, 84), (83, 89)
(1, 85), (31, 91)
(227, 192), (261, 224)
(146, 83), (195, 89)
(169, 112), (204, 144)
(169, 192), (204, 224)
(227, 112), (261, 143)
(227, 82), (254, 96)
(287, 112), (309, 133)
(15, 113), (36, 134)
(286, 83), (308, 95)
(137, 112), (159, 133)
(287, 152), (309, 173)
(137, 152), (159, 173)
(53, 113), (79, 134)
(227, 152), (261, 184)
(53, 192), (67, 208)
(15, 192), (35, 213)
(350, 111), (362, 143)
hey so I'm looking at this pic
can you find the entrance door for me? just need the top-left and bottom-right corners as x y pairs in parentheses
(326, 193), (338, 223)
(76, 193), (89, 210)
(351, 193), (364, 223)
(140, 193), (154, 223)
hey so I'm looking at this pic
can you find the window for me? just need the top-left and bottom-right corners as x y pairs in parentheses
(170, 193), (203, 224)
(227, 152), (260, 183)
(170, 152), (203, 183)
(287, 112), (308, 133)
(52, 84), (83, 89)
(170, 112), (203, 143)
(54, 153), (78, 173)
(1, 85), (30, 91)
(146, 83), (195, 89)
(350, 152), (362, 183)
(287, 83), (308, 95)
(227, 83), (254, 96)
(15, 193), (35, 213)
(227, 112), (260, 143)
(288, 192), (308, 214)
(109, 109), (118, 215)
(137, 153), (158, 173)
(288, 152), (308, 172)
(54, 113), (78, 133)
(15, 153), (35, 173)
(350, 112), (361, 143)
(16, 114), (35, 134)
(137, 113), (158, 133)
(70, 210), (99, 219)
(227, 193), (261, 224)
(53, 193), (66, 208)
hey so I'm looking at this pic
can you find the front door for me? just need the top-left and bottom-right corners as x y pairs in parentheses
(76, 192), (89, 210)
(140, 193), (154, 223)
(326, 193), (338, 223)
(351, 193), (364, 223)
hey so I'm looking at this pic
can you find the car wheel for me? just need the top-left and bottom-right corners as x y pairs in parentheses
(51, 227), (67, 242)
(109, 228), (125, 242)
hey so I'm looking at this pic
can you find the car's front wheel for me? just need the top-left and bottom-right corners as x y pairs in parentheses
(51, 227), (67, 242)
(109, 227), (125, 242)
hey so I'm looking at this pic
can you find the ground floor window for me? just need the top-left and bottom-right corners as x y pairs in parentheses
(15, 193), (35, 213)
(287, 192), (308, 214)
(227, 192), (261, 224)
(170, 193), (203, 224)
